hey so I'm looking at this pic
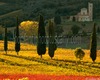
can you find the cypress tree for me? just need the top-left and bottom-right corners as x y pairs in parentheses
(48, 20), (57, 59)
(37, 15), (46, 58)
(4, 27), (8, 54)
(90, 23), (97, 62)
(15, 17), (20, 55)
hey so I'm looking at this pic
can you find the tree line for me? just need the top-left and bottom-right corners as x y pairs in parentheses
(3, 15), (97, 62)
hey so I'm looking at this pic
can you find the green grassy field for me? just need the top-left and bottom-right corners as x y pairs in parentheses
(0, 41), (100, 76)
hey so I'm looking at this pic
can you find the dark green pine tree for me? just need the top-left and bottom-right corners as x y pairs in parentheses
(15, 17), (20, 55)
(48, 20), (57, 59)
(4, 27), (8, 54)
(90, 23), (97, 62)
(37, 15), (46, 58)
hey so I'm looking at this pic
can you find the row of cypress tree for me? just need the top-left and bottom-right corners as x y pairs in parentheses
(37, 14), (97, 61)
(4, 15), (57, 58)
(3, 15), (97, 62)
(37, 15), (57, 59)
(4, 17), (20, 55)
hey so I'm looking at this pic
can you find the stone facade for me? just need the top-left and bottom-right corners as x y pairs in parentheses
(71, 2), (93, 22)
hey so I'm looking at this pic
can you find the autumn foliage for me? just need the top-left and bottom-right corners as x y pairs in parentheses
(20, 21), (38, 36)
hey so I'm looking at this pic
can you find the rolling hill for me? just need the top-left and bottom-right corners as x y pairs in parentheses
(0, 1), (23, 27)
(0, 0), (100, 22)
(0, 0), (100, 50)
(22, 0), (100, 20)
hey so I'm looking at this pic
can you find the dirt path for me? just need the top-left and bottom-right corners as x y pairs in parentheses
(0, 74), (100, 80)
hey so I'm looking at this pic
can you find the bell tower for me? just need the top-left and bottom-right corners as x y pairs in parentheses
(88, 2), (93, 21)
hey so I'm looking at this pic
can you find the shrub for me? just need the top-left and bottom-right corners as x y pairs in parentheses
(74, 48), (85, 60)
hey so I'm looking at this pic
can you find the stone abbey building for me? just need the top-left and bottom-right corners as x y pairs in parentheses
(70, 2), (93, 22)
